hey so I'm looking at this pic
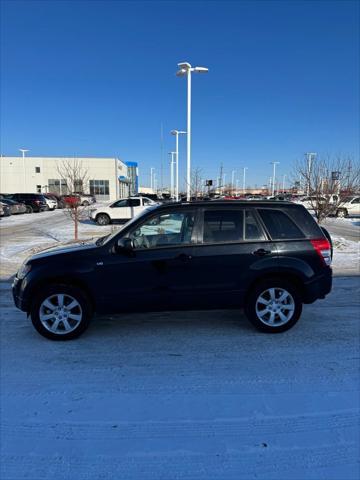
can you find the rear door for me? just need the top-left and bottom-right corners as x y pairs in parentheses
(348, 197), (360, 215)
(184, 207), (278, 308)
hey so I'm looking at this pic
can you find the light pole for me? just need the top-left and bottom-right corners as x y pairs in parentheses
(19, 149), (29, 191)
(171, 130), (186, 201)
(176, 62), (209, 201)
(153, 173), (157, 193)
(231, 170), (236, 193)
(305, 152), (316, 196)
(150, 167), (155, 191)
(243, 167), (248, 195)
(270, 162), (279, 196)
(168, 152), (176, 198)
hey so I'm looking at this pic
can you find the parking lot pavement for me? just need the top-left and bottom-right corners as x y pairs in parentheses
(1, 276), (359, 479)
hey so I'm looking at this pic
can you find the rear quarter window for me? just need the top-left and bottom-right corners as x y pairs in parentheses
(258, 209), (305, 240)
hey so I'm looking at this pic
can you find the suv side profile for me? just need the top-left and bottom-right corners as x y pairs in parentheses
(5, 193), (48, 213)
(89, 196), (156, 225)
(12, 201), (332, 340)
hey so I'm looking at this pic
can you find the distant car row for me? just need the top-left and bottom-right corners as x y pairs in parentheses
(0, 193), (96, 217)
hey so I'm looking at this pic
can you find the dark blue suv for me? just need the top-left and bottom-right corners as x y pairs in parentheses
(12, 201), (332, 340)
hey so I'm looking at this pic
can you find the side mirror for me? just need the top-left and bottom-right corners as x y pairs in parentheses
(115, 237), (134, 255)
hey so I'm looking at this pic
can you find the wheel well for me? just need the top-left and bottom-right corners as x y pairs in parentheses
(245, 272), (305, 301)
(28, 276), (96, 312)
(96, 212), (110, 220)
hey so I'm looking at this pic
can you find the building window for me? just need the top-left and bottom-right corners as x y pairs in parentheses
(89, 180), (109, 196)
(36, 185), (42, 193)
(35, 166), (41, 173)
(74, 179), (83, 193)
(48, 179), (68, 195)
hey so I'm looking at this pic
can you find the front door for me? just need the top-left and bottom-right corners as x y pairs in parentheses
(97, 208), (198, 312)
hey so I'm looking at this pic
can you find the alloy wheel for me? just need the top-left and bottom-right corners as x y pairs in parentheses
(255, 287), (295, 327)
(39, 293), (83, 334)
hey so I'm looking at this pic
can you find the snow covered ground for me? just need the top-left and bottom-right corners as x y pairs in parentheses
(0, 276), (359, 479)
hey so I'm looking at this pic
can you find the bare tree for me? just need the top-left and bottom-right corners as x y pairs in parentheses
(56, 158), (90, 240)
(293, 154), (360, 223)
(190, 167), (204, 199)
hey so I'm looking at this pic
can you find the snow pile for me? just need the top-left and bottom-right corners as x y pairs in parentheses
(331, 235), (360, 275)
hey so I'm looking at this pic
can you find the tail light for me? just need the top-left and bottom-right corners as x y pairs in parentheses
(34, 200), (41, 204)
(310, 239), (332, 266)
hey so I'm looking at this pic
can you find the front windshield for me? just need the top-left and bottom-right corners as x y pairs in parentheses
(97, 204), (159, 246)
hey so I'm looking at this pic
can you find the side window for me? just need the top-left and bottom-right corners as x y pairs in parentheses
(112, 199), (128, 208)
(203, 210), (243, 243)
(258, 209), (305, 240)
(130, 211), (195, 249)
(245, 211), (266, 240)
(128, 199), (141, 207)
(352, 197), (360, 204)
(143, 198), (151, 205)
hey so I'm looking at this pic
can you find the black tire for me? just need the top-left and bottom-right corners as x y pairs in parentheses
(30, 284), (92, 340)
(82, 200), (89, 206)
(26, 205), (33, 214)
(245, 278), (302, 333)
(336, 208), (348, 218)
(96, 213), (111, 225)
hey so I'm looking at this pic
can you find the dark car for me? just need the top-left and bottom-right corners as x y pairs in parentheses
(4, 193), (47, 213)
(0, 198), (27, 214)
(0, 201), (11, 217)
(13, 201), (332, 340)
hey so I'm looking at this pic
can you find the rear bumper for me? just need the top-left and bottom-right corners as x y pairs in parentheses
(303, 267), (332, 303)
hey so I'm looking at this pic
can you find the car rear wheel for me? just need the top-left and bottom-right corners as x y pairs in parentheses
(336, 208), (348, 218)
(96, 213), (111, 225)
(82, 200), (89, 206)
(245, 278), (302, 333)
(25, 205), (33, 214)
(30, 285), (92, 340)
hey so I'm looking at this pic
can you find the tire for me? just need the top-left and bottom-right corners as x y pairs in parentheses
(30, 285), (92, 340)
(245, 278), (302, 333)
(82, 200), (89, 206)
(336, 208), (348, 218)
(96, 213), (111, 225)
(26, 205), (33, 214)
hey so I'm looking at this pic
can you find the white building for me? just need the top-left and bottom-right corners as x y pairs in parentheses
(0, 156), (131, 202)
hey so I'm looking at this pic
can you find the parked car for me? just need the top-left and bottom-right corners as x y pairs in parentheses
(61, 194), (81, 208)
(0, 198), (27, 214)
(13, 200), (332, 340)
(335, 196), (360, 217)
(48, 193), (65, 209)
(0, 201), (11, 217)
(4, 193), (48, 213)
(43, 194), (58, 210)
(74, 193), (96, 206)
(89, 197), (156, 225)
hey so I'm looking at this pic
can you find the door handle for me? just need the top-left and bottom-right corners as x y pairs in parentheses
(253, 248), (271, 256)
(176, 253), (192, 262)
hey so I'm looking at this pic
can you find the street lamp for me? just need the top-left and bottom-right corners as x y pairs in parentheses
(19, 149), (29, 191)
(176, 61), (209, 201)
(168, 152), (176, 198)
(243, 167), (248, 195)
(171, 129), (186, 201)
(270, 162), (279, 196)
(305, 152), (316, 196)
(150, 167), (155, 191)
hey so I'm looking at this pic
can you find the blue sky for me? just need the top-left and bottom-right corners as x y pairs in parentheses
(1, 0), (359, 188)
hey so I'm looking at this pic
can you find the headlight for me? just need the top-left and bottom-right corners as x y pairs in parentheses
(17, 263), (31, 279)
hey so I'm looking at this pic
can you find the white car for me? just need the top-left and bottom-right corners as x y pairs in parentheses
(335, 196), (360, 217)
(90, 197), (156, 225)
(44, 195), (57, 211)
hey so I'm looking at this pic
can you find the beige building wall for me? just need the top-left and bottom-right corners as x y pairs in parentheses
(0, 156), (130, 202)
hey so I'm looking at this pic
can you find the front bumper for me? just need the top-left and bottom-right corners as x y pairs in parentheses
(303, 267), (332, 304)
(12, 276), (29, 312)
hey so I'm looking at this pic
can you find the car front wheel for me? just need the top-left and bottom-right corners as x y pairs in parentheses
(336, 208), (348, 218)
(96, 213), (111, 225)
(30, 285), (92, 340)
(245, 278), (302, 333)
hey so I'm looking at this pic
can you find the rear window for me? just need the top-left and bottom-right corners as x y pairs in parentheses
(258, 209), (305, 240)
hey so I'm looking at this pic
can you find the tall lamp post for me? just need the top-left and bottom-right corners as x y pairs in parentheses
(171, 130), (186, 201)
(19, 149), (29, 191)
(176, 62), (209, 201)
(243, 167), (248, 195)
(150, 167), (155, 192)
(305, 152), (316, 196)
(270, 162), (280, 196)
(168, 152), (176, 199)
